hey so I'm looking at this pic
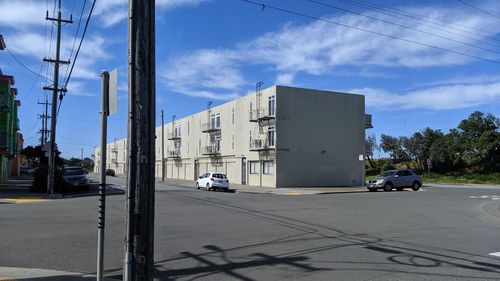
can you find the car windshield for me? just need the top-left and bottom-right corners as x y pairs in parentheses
(64, 168), (85, 176)
(381, 170), (397, 177)
(212, 173), (227, 179)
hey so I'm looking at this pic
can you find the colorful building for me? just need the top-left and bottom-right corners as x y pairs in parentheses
(0, 35), (22, 183)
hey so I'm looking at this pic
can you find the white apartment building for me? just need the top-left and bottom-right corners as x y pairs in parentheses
(95, 85), (372, 187)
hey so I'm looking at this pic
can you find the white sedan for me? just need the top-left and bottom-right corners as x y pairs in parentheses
(196, 172), (229, 191)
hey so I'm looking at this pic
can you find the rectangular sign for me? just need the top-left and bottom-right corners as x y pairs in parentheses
(108, 69), (118, 116)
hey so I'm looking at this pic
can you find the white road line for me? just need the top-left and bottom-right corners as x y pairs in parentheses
(489, 252), (500, 257)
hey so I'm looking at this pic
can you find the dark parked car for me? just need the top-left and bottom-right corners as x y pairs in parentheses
(63, 166), (89, 189)
(20, 166), (30, 175)
(367, 169), (422, 192)
(105, 169), (116, 176)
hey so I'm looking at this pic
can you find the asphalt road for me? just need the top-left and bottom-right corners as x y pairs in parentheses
(1, 177), (500, 281)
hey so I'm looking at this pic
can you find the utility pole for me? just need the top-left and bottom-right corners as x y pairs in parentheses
(37, 96), (50, 146)
(124, 1), (156, 280)
(43, 0), (72, 194)
(161, 109), (165, 182)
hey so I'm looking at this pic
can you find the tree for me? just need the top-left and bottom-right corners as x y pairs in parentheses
(365, 134), (377, 168)
(380, 134), (411, 168)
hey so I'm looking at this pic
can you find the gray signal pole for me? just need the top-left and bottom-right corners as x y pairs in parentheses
(97, 71), (109, 281)
(44, 0), (72, 194)
(124, 0), (156, 280)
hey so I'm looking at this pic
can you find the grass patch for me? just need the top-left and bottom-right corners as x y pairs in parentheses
(422, 173), (500, 185)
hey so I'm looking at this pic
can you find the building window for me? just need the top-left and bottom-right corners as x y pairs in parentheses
(267, 126), (275, 147)
(211, 135), (221, 152)
(187, 121), (190, 135)
(250, 161), (259, 174)
(232, 108), (235, 124)
(174, 125), (181, 138)
(268, 95), (275, 116)
(211, 113), (221, 129)
(232, 133), (234, 150)
(263, 161), (274, 174)
(175, 142), (181, 154)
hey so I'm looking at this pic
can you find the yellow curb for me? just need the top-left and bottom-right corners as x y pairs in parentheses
(1, 198), (49, 203)
(283, 192), (302, 196)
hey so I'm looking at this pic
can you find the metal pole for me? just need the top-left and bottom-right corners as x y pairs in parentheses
(97, 70), (109, 281)
(161, 109), (165, 181)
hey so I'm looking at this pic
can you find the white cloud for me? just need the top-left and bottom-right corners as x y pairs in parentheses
(94, 0), (210, 27)
(353, 82), (500, 110)
(161, 49), (244, 100)
(275, 73), (295, 85)
(0, 1), (46, 27)
(161, 2), (500, 100)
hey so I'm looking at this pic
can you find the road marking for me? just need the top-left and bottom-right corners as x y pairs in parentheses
(489, 252), (500, 257)
(0, 198), (49, 203)
(284, 192), (301, 195)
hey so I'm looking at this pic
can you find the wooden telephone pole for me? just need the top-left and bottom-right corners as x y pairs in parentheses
(124, 0), (156, 280)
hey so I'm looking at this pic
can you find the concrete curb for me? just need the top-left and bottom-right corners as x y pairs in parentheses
(0, 266), (117, 281)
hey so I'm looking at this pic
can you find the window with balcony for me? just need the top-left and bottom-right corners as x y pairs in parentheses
(268, 95), (275, 116)
(174, 125), (181, 138)
(211, 113), (221, 129)
(267, 126), (275, 147)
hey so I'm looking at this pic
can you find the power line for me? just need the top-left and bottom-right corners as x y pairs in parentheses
(58, 0), (96, 121)
(340, 0), (500, 42)
(63, 0), (96, 89)
(242, 0), (500, 65)
(63, 0), (87, 83)
(327, 0), (500, 48)
(456, 0), (500, 21)
(308, 0), (500, 56)
(4, 48), (52, 81)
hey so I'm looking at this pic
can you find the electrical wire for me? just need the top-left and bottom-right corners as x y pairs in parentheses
(456, 0), (500, 21)
(326, 0), (500, 48)
(58, 0), (96, 120)
(63, 0), (96, 89)
(63, 0), (87, 83)
(4, 48), (52, 81)
(242, 0), (500, 65)
(339, 0), (500, 41)
(308, 0), (500, 56)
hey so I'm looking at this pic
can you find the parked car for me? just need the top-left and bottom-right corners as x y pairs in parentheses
(105, 169), (116, 176)
(366, 169), (422, 192)
(20, 166), (30, 175)
(63, 166), (89, 189)
(196, 172), (229, 191)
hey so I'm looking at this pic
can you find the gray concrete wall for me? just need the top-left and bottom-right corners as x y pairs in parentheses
(275, 86), (365, 187)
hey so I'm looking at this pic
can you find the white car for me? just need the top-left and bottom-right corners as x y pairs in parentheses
(196, 172), (229, 191)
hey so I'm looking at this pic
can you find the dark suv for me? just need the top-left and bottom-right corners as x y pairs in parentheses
(367, 169), (422, 192)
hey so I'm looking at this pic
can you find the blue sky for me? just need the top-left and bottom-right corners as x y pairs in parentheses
(1, 0), (500, 158)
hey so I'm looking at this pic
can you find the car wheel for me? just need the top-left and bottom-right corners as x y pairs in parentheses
(411, 182), (421, 191)
(396, 187), (404, 191)
(368, 187), (377, 192)
(196, 182), (200, 189)
(384, 183), (393, 192)
(205, 183), (210, 191)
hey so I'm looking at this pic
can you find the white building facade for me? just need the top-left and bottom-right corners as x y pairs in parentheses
(95, 85), (371, 187)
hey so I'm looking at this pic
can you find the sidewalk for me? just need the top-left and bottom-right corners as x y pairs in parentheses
(0, 266), (117, 281)
(157, 177), (367, 195)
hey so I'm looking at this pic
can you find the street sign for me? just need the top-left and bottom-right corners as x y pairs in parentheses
(108, 69), (118, 116)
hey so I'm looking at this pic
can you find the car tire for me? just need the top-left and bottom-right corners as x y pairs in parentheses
(368, 187), (377, 192)
(396, 187), (404, 191)
(205, 183), (210, 191)
(196, 182), (200, 189)
(411, 182), (421, 191)
(384, 183), (393, 192)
